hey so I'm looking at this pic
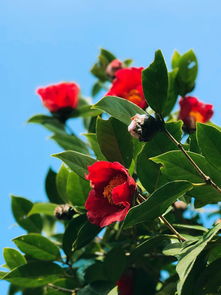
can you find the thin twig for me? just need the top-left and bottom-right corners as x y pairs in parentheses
(159, 216), (186, 242)
(138, 194), (186, 242)
(162, 124), (221, 194)
(48, 283), (76, 294)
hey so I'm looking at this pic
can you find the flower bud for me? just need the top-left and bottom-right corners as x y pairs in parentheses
(54, 204), (75, 220)
(128, 114), (162, 142)
(106, 59), (123, 79)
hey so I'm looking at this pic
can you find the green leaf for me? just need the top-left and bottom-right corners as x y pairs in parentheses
(62, 215), (87, 256)
(96, 117), (133, 168)
(94, 96), (146, 125)
(56, 164), (90, 206)
(142, 50), (168, 114)
(74, 221), (101, 250)
(53, 151), (96, 179)
(45, 168), (63, 204)
(3, 248), (26, 270)
(176, 49), (198, 96)
(171, 50), (181, 69)
(66, 170), (90, 206)
(13, 234), (60, 261)
(123, 181), (192, 228)
(162, 68), (179, 117)
(27, 203), (57, 216)
(176, 223), (221, 295)
(197, 123), (221, 172)
(83, 133), (106, 160)
(130, 235), (169, 262)
(100, 48), (116, 62)
(151, 150), (221, 206)
(137, 121), (182, 192)
(78, 281), (114, 295)
(27, 114), (65, 135)
(3, 262), (63, 288)
(56, 164), (70, 203)
(11, 196), (43, 233)
(91, 81), (103, 97)
(50, 133), (89, 154)
(103, 248), (127, 282)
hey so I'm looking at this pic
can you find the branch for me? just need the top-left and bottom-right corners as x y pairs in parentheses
(48, 283), (77, 294)
(162, 123), (221, 194)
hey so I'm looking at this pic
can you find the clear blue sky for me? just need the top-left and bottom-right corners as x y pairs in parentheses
(1, 0), (221, 293)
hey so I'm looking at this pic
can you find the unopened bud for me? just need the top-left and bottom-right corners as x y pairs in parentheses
(128, 114), (162, 142)
(54, 204), (75, 220)
(106, 59), (123, 79)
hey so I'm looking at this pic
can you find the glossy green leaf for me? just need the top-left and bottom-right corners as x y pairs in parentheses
(94, 96), (145, 125)
(137, 121), (182, 192)
(162, 69), (179, 117)
(78, 281), (114, 295)
(56, 164), (89, 206)
(50, 133), (89, 154)
(56, 164), (70, 203)
(62, 215), (87, 256)
(171, 50), (181, 69)
(123, 181), (192, 228)
(27, 114), (65, 135)
(151, 150), (221, 206)
(53, 151), (96, 179)
(176, 49), (198, 96)
(142, 50), (168, 114)
(3, 248), (26, 270)
(176, 222), (221, 295)
(11, 196), (43, 233)
(96, 117), (133, 167)
(197, 123), (221, 172)
(27, 203), (57, 216)
(74, 220), (100, 250)
(3, 262), (63, 288)
(45, 168), (63, 204)
(83, 133), (106, 160)
(13, 234), (60, 261)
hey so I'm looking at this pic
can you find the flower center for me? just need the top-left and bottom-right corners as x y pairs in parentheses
(103, 174), (126, 204)
(189, 111), (204, 123)
(124, 89), (143, 105)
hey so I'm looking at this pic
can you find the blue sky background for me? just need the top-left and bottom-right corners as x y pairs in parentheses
(1, 0), (221, 293)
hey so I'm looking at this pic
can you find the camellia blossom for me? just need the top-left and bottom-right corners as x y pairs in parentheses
(106, 67), (147, 109)
(179, 96), (214, 131)
(117, 270), (134, 295)
(106, 59), (123, 78)
(36, 82), (80, 113)
(85, 161), (136, 227)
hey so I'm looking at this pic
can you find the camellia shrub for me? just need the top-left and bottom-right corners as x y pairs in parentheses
(1, 48), (221, 295)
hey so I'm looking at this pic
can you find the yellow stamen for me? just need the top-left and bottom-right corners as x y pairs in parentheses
(124, 89), (143, 105)
(103, 174), (126, 204)
(189, 111), (204, 123)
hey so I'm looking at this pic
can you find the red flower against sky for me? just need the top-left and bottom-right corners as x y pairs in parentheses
(85, 161), (136, 227)
(36, 82), (80, 112)
(117, 270), (134, 295)
(106, 67), (147, 109)
(179, 96), (213, 130)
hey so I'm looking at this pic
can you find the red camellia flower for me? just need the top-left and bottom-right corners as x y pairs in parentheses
(36, 82), (80, 113)
(106, 67), (147, 109)
(117, 270), (134, 295)
(179, 96), (214, 131)
(85, 161), (136, 227)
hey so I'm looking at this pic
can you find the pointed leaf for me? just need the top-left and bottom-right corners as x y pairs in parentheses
(142, 50), (168, 114)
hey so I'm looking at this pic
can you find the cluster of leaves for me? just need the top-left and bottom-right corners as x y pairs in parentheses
(1, 49), (221, 295)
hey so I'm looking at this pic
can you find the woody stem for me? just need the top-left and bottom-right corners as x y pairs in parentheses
(159, 216), (186, 242)
(48, 283), (76, 293)
(138, 193), (186, 242)
(161, 119), (221, 194)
